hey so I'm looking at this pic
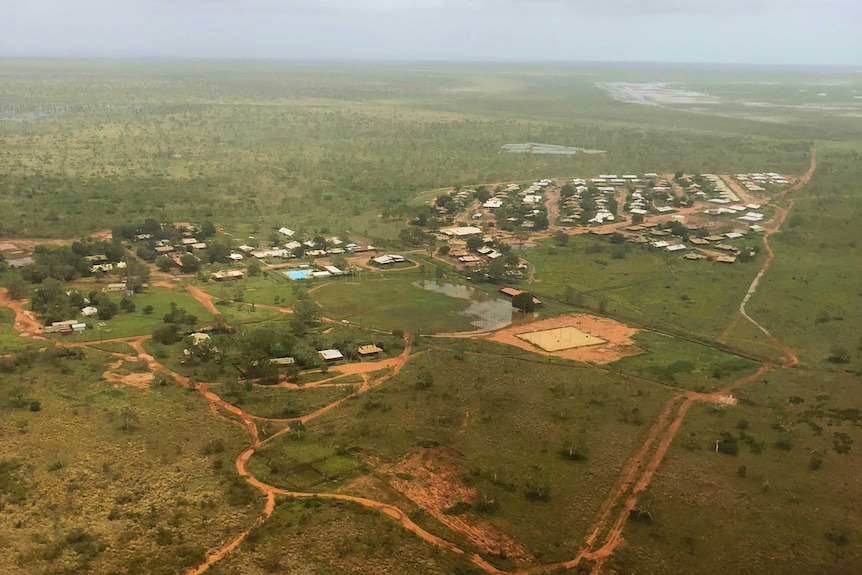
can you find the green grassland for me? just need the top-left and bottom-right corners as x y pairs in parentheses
(197, 273), (296, 308)
(605, 369), (862, 575)
(0, 307), (40, 352)
(49, 286), (214, 342)
(207, 497), (485, 575)
(609, 331), (760, 392)
(526, 235), (762, 341)
(313, 277), (480, 333)
(0, 349), (258, 575)
(222, 384), (354, 420)
(250, 341), (677, 564)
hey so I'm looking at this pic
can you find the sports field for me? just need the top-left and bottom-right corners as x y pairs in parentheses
(517, 326), (605, 351)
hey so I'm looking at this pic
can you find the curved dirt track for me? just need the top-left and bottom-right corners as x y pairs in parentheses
(0, 289), (46, 340)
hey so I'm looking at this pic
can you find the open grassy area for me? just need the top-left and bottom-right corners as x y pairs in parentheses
(223, 384), (354, 420)
(0, 307), (41, 352)
(207, 497), (485, 575)
(526, 235), (762, 341)
(196, 273), (296, 308)
(313, 277), (479, 334)
(256, 341), (677, 564)
(46, 286), (214, 342)
(0, 348), (258, 575)
(609, 331), (760, 392)
(605, 369), (862, 575)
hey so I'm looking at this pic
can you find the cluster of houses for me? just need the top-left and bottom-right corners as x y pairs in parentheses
(606, 222), (753, 264)
(737, 172), (788, 192)
(475, 180), (552, 230)
(269, 344), (384, 368)
(43, 319), (87, 335)
(561, 173), (663, 225)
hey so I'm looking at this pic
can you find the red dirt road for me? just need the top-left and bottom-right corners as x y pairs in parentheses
(0, 290), (46, 340)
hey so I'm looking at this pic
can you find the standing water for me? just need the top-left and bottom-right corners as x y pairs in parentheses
(413, 280), (515, 331)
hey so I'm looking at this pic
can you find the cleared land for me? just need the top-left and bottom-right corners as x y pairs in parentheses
(517, 325), (606, 351)
(486, 313), (640, 364)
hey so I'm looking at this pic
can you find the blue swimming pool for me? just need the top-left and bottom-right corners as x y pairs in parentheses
(285, 270), (312, 280)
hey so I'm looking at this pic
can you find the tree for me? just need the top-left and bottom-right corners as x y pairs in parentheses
(631, 213), (644, 225)
(180, 254), (200, 273)
(120, 406), (139, 431)
(488, 258), (506, 282)
(152, 324), (180, 345)
(155, 255), (174, 273)
(4, 272), (28, 300)
(416, 368), (433, 390)
(466, 236), (485, 251)
(437, 245), (450, 256)
(511, 292), (536, 313)
(828, 346), (850, 364)
(533, 213), (549, 231)
(562, 286), (584, 307)
(553, 231), (569, 247)
(200, 220), (217, 239)
(119, 296), (136, 313)
(94, 293), (119, 320)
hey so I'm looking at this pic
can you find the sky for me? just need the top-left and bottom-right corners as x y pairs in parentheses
(0, 0), (860, 66)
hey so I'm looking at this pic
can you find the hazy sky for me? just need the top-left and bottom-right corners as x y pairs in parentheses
(1, 0), (859, 65)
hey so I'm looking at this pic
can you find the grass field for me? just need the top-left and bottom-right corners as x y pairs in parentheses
(48, 287), (214, 342)
(0, 307), (41, 352)
(526, 235), (763, 341)
(0, 349), (258, 575)
(313, 277), (480, 333)
(605, 369), (862, 574)
(273, 341), (677, 565)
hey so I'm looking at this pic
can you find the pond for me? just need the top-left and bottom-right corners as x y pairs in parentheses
(413, 280), (515, 331)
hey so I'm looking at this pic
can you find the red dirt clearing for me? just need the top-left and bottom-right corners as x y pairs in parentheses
(483, 314), (640, 364)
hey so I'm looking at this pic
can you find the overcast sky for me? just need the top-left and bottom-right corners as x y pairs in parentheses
(1, 0), (859, 66)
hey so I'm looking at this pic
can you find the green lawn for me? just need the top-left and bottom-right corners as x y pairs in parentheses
(0, 307), (41, 352)
(525, 235), (761, 341)
(52, 287), (214, 342)
(223, 385), (353, 420)
(196, 273), (296, 308)
(313, 277), (478, 333)
(297, 342), (676, 564)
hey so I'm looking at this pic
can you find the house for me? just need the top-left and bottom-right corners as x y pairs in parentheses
(106, 283), (127, 292)
(441, 226), (482, 238)
(212, 270), (244, 281)
(192, 242), (207, 250)
(483, 199), (503, 209)
(358, 344), (383, 357)
(666, 244), (687, 252)
(71, 323), (87, 333)
(318, 349), (344, 362)
(181, 238), (198, 245)
(189, 332), (211, 346)
(228, 253), (244, 262)
(278, 227), (295, 237)
(372, 254), (405, 266)
(683, 253), (706, 260)
(716, 255), (737, 264)
(270, 357), (296, 367)
(499, 287), (542, 305)
(323, 266), (344, 276)
(81, 306), (98, 317)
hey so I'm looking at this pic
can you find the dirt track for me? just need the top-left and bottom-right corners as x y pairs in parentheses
(0, 289), (46, 340)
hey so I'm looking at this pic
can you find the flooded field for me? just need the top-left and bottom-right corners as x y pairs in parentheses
(414, 280), (514, 331)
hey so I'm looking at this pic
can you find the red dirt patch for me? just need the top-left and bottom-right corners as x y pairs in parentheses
(383, 447), (533, 564)
(484, 313), (640, 364)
